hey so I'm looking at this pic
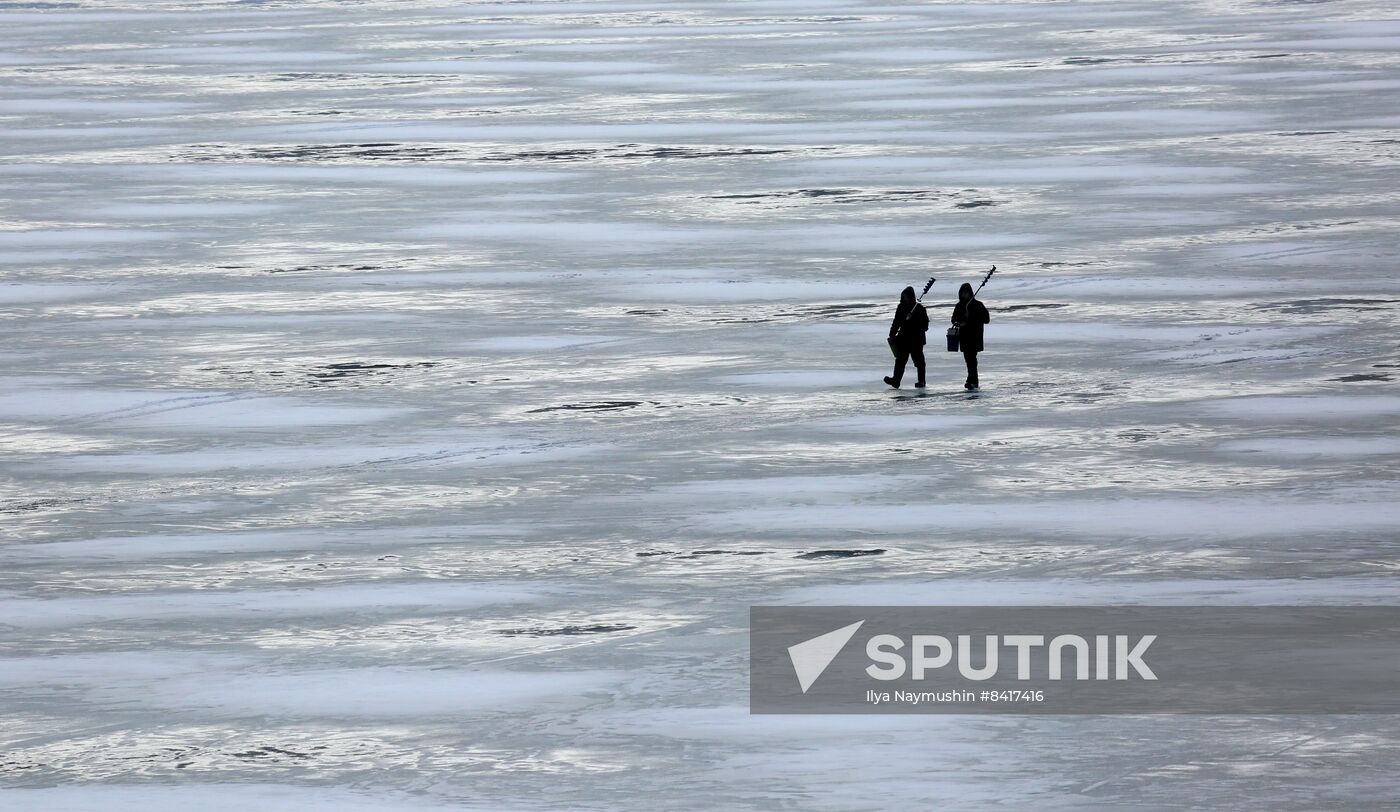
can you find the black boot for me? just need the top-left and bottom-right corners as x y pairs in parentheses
(915, 369), (926, 388)
(883, 376), (899, 389)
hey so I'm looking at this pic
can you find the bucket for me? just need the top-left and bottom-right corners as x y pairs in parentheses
(946, 327), (960, 353)
(886, 337), (898, 358)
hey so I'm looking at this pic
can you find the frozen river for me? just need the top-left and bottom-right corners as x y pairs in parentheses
(3, 0), (1399, 808)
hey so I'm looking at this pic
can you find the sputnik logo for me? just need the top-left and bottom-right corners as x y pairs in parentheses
(787, 620), (864, 693)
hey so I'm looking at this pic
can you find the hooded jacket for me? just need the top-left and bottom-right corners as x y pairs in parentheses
(889, 286), (929, 347)
(952, 282), (990, 353)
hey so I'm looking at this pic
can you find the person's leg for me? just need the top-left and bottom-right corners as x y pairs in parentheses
(890, 347), (910, 386)
(964, 350), (979, 388)
(912, 347), (926, 387)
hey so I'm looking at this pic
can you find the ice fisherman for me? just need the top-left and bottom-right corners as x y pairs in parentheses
(952, 282), (991, 390)
(884, 285), (929, 389)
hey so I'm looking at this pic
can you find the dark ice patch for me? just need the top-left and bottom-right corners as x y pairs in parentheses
(710, 302), (883, 325)
(790, 302), (885, 321)
(999, 303), (1067, 312)
(804, 303), (881, 315)
(603, 144), (801, 161)
(483, 147), (597, 162)
(706, 187), (1001, 209)
(478, 143), (806, 164)
(266, 263), (386, 274)
(314, 361), (433, 375)
(496, 623), (636, 637)
(171, 142), (820, 166)
(308, 361), (439, 383)
(797, 549), (886, 560)
(637, 549), (769, 559)
(1332, 373), (1391, 382)
(180, 143), (461, 163)
(269, 72), (441, 90)
(232, 746), (311, 760)
(0, 497), (83, 515)
(1254, 297), (1400, 314)
(206, 360), (441, 389)
(529, 400), (645, 413)
(1009, 53), (1209, 70)
(529, 397), (743, 414)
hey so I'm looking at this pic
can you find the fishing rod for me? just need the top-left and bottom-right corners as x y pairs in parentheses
(897, 275), (936, 327)
(973, 265), (996, 296)
(916, 275), (936, 302)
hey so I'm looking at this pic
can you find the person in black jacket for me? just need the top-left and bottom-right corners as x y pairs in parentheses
(952, 282), (990, 389)
(884, 285), (928, 389)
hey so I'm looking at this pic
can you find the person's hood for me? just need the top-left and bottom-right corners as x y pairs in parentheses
(958, 282), (974, 301)
(900, 285), (916, 303)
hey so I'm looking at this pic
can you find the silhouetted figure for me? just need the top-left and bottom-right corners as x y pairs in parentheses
(884, 285), (929, 389)
(952, 282), (990, 389)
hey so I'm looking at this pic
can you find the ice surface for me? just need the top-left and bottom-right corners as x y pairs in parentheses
(0, 283), (112, 304)
(0, 388), (408, 429)
(0, 651), (620, 717)
(4, 0), (1400, 809)
(44, 437), (597, 474)
(703, 498), (1400, 537)
(0, 582), (542, 628)
(1205, 394), (1400, 421)
(93, 202), (285, 219)
(7, 525), (524, 560)
(0, 785), (505, 812)
(1216, 437), (1400, 457)
(787, 577), (1400, 607)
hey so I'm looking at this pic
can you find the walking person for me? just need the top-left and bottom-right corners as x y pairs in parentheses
(884, 285), (929, 389)
(952, 282), (990, 390)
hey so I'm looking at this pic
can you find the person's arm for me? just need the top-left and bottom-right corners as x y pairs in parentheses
(890, 308), (902, 339)
(951, 303), (962, 326)
(979, 301), (990, 324)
